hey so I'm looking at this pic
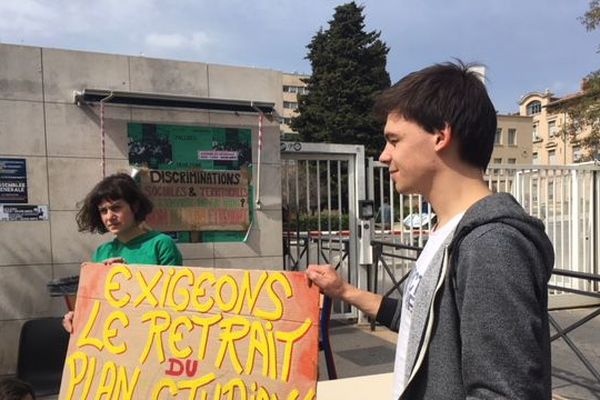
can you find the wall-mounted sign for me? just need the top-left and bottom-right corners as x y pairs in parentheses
(139, 169), (250, 231)
(59, 264), (319, 400)
(280, 142), (303, 152)
(0, 158), (27, 203)
(198, 150), (239, 161)
(0, 205), (48, 221)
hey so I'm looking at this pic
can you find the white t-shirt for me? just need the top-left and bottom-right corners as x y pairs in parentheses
(392, 212), (464, 399)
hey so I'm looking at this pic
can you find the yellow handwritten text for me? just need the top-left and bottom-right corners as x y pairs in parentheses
(64, 352), (140, 400)
(105, 267), (294, 321)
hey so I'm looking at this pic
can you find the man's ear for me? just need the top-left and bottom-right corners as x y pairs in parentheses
(433, 123), (453, 152)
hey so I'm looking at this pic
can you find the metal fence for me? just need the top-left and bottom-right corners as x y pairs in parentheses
(281, 143), (600, 319)
(509, 164), (599, 292)
(367, 159), (600, 298)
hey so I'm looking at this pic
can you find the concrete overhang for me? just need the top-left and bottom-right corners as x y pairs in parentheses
(73, 88), (276, 115)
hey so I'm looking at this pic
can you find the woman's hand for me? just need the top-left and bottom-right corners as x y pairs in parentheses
(103, 257), (126, 266)
(62, 311), (74, 333)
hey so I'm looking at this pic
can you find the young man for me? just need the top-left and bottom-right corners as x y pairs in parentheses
(307, 61), (554, 399)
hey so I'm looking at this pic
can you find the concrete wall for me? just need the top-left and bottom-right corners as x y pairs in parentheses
(0, 44), (283, 375)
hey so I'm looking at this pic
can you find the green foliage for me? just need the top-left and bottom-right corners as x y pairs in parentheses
(580, 0), (600, 32)
(550, 1), (600, 160)
(290, 2), (391, 158)
(551, 70), (600, 160)
(284, 211), (350, 232)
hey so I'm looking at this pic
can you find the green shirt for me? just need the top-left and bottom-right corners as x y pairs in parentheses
(92, 231), (183, 266)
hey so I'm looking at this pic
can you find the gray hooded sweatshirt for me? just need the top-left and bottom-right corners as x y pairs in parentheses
(376, 192), (554, 399)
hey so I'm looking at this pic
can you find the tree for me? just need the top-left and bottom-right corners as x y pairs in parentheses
(550, 72), (600, 160)
(580, 0), (600, 34)
(550, 0), (600, 160)
(290, 2), (390, 157)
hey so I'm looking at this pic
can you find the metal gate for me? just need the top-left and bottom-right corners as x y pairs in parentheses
(280, 142), (368, 320)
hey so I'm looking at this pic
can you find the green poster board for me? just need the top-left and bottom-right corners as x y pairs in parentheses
(128, 123), (253, 243)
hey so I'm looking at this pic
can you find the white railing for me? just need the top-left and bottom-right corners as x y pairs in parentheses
(368, 159), (600, 295)
(506, 163), (600, 292)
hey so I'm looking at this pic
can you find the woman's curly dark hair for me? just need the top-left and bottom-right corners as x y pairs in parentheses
(0, 377), (35, 400)
(76, 173), (153, 234)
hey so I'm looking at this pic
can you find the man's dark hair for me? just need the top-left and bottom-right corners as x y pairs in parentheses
(374, 60), (497, 169)
(76, 173), (153, 234)
(0, 377), (35, 400)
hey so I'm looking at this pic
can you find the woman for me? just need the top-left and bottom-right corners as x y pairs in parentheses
(77, 172), (182, 266)
(62, 173), (182, 332)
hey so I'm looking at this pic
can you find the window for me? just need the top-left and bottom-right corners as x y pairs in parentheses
(532, 124), (539, 141)
(490, 158), (502, 174)
(532, 152), (539, 165)
(283, 101), (298, 110)
(572, 146), (583, 163)
(283, 85), (308, 94)
(494, 128), (502, 145)
(507, 158), (516, 164)
(508, 128), (517, 145)
(526, 100), (542, 115)
(548, 149), (557, 164)
(548, 181), (554, 202)
(282, 117), (293, 126)
(548, 120), (558, 137)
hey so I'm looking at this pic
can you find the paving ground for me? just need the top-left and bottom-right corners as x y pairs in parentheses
(550, 308), (600, 399)
(320, 307), (600, 399)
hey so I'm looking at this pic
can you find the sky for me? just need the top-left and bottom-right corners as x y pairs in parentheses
(1, 0), (598, 114)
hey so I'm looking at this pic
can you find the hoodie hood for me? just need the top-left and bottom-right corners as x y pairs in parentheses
(449, 192), (555, 281)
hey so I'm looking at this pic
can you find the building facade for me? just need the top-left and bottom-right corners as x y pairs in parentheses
(493, 114), (534, 165)
(519, 91), (586, 165)
(0, 43), (287, 375)
(280, 73), (309, 136)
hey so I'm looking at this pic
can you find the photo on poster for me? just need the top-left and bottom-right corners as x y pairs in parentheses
(128, 123), (253, 243)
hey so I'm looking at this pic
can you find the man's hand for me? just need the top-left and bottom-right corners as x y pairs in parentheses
(307, 264), (383, 318)
(306, 264), (348, 299)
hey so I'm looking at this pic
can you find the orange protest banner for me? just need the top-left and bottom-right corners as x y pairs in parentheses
(59, 264), (320, 400)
